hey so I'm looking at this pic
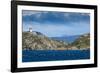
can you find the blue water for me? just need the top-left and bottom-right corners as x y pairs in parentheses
(22, 50), (90, 62)
(51, 35), (80, 43)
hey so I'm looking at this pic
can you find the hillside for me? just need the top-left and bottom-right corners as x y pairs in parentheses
(22, 31), (68, 50)
(71, 33), (90, 50)
(22, 31), (90, 50)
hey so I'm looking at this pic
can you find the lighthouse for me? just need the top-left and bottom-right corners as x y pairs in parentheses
(29, 26), (33, 32)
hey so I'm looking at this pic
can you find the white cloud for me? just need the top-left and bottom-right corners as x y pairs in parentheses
(22, 10), (41, 16)
(81, 13), (90, 16)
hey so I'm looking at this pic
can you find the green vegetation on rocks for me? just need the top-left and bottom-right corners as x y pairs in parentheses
(71, 33), (90, 50)
(22, 31), (68, 50)
(22, 31), (90, 50)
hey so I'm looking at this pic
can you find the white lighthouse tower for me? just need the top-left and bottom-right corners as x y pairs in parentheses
(29, 25), (33, 32)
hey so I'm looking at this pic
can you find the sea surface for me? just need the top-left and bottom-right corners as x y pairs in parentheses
(22, 50), (90, 62)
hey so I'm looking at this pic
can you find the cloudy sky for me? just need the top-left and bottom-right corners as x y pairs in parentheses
(22, 10), (90, 37)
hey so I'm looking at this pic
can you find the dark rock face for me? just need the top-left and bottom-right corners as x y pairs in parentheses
(22, 31), (90, 50)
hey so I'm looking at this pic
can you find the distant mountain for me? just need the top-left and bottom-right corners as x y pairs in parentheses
(51, 35), (80, 43)
(22, 31), (69, 50)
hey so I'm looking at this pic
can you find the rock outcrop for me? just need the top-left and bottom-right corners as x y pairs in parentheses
(22, 31), (68, 50)
(22, 31), (90, 50)
(71, 33), (90, 50)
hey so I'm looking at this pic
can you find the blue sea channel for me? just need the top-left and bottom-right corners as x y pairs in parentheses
(22, 50), (90, 62)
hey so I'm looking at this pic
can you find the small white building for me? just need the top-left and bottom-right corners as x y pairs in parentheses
(29, 27), (32, 32)
(29, 26), (38, 35)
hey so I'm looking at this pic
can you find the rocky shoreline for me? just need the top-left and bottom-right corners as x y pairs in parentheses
(22, 31), (90, 50)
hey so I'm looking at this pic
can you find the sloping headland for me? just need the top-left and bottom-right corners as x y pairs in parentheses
(22, 31), (90, 50)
